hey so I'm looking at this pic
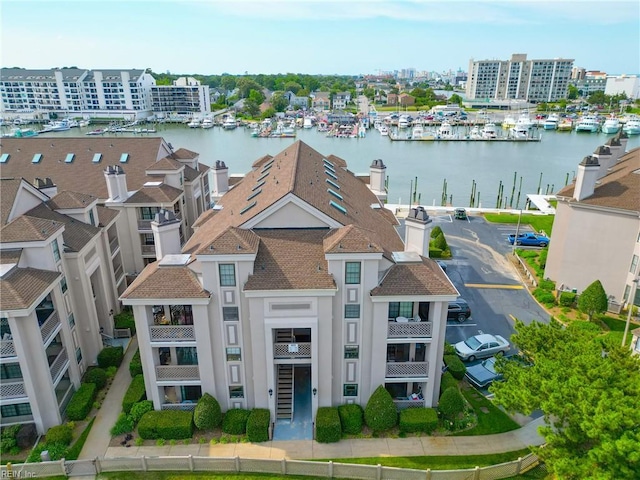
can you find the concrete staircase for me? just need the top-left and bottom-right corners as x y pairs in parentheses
(276, 364), (293, 421)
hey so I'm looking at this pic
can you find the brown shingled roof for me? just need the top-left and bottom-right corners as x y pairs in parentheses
(48, 191), (97, 210)
(192, 208), (219, 229)
(171, 148), (198, 160)
(0, 178), (23, 225)
(147, 157), (184, 171)
(27, 204), (100, 252)
(370, 257), (458, 297)
(0, 215), (64, 243)
(556, 148), (639, 212)
(0, 267), (61, 310)
(244, 229), (336, 291)
(96, 206), (119, 227)
(323, 225), (384, 254)
(203, 227), (260, 255)
(125, 184), (183, 204)
(0, 249), (22, 265)
(120, 262), (210, 300)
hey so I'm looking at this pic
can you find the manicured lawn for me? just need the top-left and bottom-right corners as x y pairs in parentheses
(483, 213), (555, 236)
(99, 474), (317, 480)
(599, 315), (635, 347)
(454, 386), (520, 436)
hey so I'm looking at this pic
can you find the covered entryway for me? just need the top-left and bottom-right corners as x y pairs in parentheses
(272, 364), (312, 440)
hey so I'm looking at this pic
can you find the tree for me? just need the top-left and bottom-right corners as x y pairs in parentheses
(491, 320), (640, 479)
(193, 393), (222, 430)
(364, 385), (397, 432)
(567, 84), (579, 100)
(578, 280), (608, 321)
(242, 98), (260, 118)
(449, 94), (463, 106)
(587, 90), (607, 106)
(269, 92), (289, 112)
(248, 89), (265, 105)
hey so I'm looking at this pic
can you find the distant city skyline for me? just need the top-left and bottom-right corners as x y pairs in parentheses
(1, 1), (638, 76)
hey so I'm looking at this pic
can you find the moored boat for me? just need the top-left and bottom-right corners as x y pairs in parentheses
(575, 115), (600, 133)
(222, 115), (237, 130)
(85, 129), (105, 136)
(502, 115), (516, 129)
(600, 116), (620, 134)
(543, 114), (560, 130)
(557, 119), (573, 131)
(481, 123), (498, 139)
(201, 117), (214, 129)
(623, 117), (640, 135)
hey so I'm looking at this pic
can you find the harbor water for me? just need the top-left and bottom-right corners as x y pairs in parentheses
(18, 125), (640, 210)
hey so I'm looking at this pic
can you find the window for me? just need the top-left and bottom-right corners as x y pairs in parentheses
(68, 313), (75, 329)
(631, 255), (639, 274)
(345, 262), (361, 284)
(344, 345), (359, 359)
(229, 386), (244, 398)
(344, 304), (360, 319)
(52, 239), (61, 262)
(0, 318), (11, 338)
(76, 347), (83, 363)
(176, 347), (198, 365)
(89, 209), (96, 226)
(388, 302), (414, 319)
(226, 347), (241, 361)
(219, 264), (236, 286)
(170, 305), (193, 325)
(140, 207), (160, 220)
(0, 403), (32, 418)
(223, 306), (239, 321)
(343, 384), (358, 397)
(0, 363), (22, 380)
(61, 276), (68, 294)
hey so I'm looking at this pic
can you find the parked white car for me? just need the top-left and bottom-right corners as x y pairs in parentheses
(454, 334), (510, 362)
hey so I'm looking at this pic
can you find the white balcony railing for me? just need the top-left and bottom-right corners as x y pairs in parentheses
(40, 312), (60, 344)
(0, 340), (16, 357)
(138, 219), (153, 231)
(386, 361), (429, 378)
(150, 325), (195, 342)
(49, 348), (69, 382)
(273, 342), (311, 359)
(155, 365), (200, 381)
(0, 381), (26, 399)
(387, 321), (432, 338)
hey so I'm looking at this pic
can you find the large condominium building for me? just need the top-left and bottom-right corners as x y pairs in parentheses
(0, 137), (211, 280)
(0, 178), (122, 433)
(605, 75), (640, 100)
(0, 68), (155, 120)
(150, 77), (211, 116)
(120, 141), (458, 436)
(466, 54), (574, 103)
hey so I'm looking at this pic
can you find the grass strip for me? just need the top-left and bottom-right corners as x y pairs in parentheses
(483, 213), (554, 236)
(454, 387), (520, 436)
(66, 417), (95, 460)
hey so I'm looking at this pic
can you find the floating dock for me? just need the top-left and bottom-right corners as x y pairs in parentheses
(388, 134), (541, 142)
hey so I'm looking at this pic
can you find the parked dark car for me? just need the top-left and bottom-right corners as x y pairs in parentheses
(454, 208), (467, 220)
(447, 299), (471, 323)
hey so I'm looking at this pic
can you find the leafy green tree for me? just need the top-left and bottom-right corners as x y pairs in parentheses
(491, 320), (640, 480)
(578, 280), (608, 321)
(364, 385), (397, 432)
(242, 98), (260, 118)
(567, 84), (579, 100)
(410, 87), (426, 98)
(363, 87), (375, 99)
(449, 94), (463, 106)
(261, 107), (276, 120)
(220, 75), (236, 91)
(269, 92), (289, 112)
(587, 90), (607, 106)
(284, 81), (302, 94)
(248, 89), (265, 105)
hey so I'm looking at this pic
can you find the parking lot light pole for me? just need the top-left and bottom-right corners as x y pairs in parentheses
(622, 277), (639, 347)
(512, 209), (522, 254)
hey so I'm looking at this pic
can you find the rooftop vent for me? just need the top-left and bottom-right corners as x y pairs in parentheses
(326, 178), (340, 190)
(327, 188), (343, 200)
(325, 169), (337, 180)
(247, 189), (262, 201)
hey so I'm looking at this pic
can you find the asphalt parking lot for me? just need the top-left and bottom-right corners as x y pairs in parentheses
(426, 212), (551, 356)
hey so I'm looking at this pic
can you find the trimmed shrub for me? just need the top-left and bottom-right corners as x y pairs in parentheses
(533, 288), (556, 306)
(194, 393), (222, 430)
(222, 409), (251, 435)
(129, 400), (154, 424)
(316, 407), (341, 443)
(1, 424), (21, 452)
(399, 408), (439, 434)
(122, 374), (146, 414)
(246, 408), (270, 443)
(438, 387), (465, 420)
(430, 226), (443, 238)
(114, 310), (136, 335)
(110, 413), (134, 436)
(66, 383), (97, 421)
(129, 349), (143, 378)
(84, 367), (107, 390)
(45, 424), (73, 446)
(537, 249), (548, 269)
(443, 341), (456, 356)
(539, 279), (556, 291)
(432, 233), (448, 252)
(443, 355), (466, 380)
(559, 291), (577, 307)
(97, 346), (124, 369)
(440, 371), (459, 393)
(137, 410), (193, 440)
(428, 247), (443, 258)
(364, 385), (397, 432)
(338, 404), (363, 435)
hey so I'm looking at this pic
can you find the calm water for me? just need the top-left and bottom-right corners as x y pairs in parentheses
(29, 125), (640, 209)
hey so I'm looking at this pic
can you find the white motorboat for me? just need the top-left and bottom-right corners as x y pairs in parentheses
(623, 117), (640, 135)
(510, 125), (530, 139)
(41, 119), (71, 132)
(201, 117), (214, 129)
(411, 125), (424, 139)
(378, 125), (389, 136)
(398, 115), (410, 129)
(437, 122), (456, 139)
(575, 115), (600, 133)
(515, 113), (534, 130)
(303, 117), (314, 129)
(481, 123), (498, 139)
(187, 118), (201, 128)
(468, 126), (482, 139)
(543, 114), (560, 130)
(222, 115), (237, 130)
(502, 115), (516, 129)
(600, 116), (620, 134)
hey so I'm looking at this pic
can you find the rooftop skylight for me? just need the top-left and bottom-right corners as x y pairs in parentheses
(31, 154), (42, 164)
(92, 153), (102, 163)
(325, 170), (337, 180)
(257, 171), (270, 182)
(330, 200), (347, 214)
(326, 179), (340, 190)
(64, 153), (75, 163)
(0, 154), (9, 163)
(252, 180), (266, 191)
(240, 201), (257, 215)
(120, 153), (129, 163)
(327, 188), (343, 200)
(247, 189), (262, 201)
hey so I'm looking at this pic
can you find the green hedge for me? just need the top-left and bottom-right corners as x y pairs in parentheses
(432, 233), (448, 251)
(122, 374), (146, 414)
(137, 410), (193, 440)
(538, 279), (556, 291)
(364, 385), (397, 432)
(399, 408), (439, 434)
(110, 413), (135, 436)
(222, 409), (251, 435)
(97, 346), (124, 369)
(338, 404), (363, 435)
(129, 400), (154, 424)
(129, 349), (143, 378)
(439, 386), (465, 420)
(114, 310), (136, 335)
(246, 408), (270, 442)
(316, 407), (342, 443)
(559, 291), (577, 307)
(66, 383), (97, 421)
(84, 367), (107, 390)
(45, 424), (73, 446)
(533, 288), (556, 306)
(443, 341), (456, 356)
(194, 393), (222, 430)
(440, 371), (459, 393)
(1, 425), (20, 454)
(430, 226), (443, 238)
(444, 355), (467, 380)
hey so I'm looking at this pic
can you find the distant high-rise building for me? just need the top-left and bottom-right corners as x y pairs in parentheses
(466, 54), (574, 102)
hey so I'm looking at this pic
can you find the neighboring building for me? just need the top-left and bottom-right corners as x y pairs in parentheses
(571, 71), (608, 97)
(0, 68), (156, 120)
(605, 75), (640, 100)
(283, 91), (308, 109)
(571, 67), (586, 80)
(386, 93), (399, 106)
(311, 92), (330, 112)
(0, 137), (211, 277)
(399, 93), (416, 106)
(545, 134), (640, 313)
(332, 92), (351, 110)
(150, 77), (211, 115)
(120, 141), (457, 434)
(466, 54), (574, 102)
(0, 178), (122, 433)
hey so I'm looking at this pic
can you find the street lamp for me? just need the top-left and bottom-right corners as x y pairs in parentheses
(622, 277), (639, 347)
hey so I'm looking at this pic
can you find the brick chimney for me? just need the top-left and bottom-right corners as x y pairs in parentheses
(574, 155), (600, 201)
(211, 160), (229, 198)
(104, 165), (129, 202)
(404, 206), (432, 257)
(34, 177), (58, 197)
(151, 209), (182, 260)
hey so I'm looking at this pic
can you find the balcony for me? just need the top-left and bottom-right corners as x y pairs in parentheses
(155, 365), (200, 381)
(141, 245), (156, 256)
(40, 312), (61, 344)
(0, 339), (16, 358)
(49, 348), (69, 382)
(113, 264), (124, 282)
(0, 381), (26, 399)
(161, 402), (196, 411)
(273, 342), (311, 359)
(150, 325), (195, 342)
(387, 320), (432, 338)
(385, 361), (429, 378)
(138, 219), (153, 231)
(393, 398), (426, 410)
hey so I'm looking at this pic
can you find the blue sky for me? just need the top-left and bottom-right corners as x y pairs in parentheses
(2, 0), (638, 75)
